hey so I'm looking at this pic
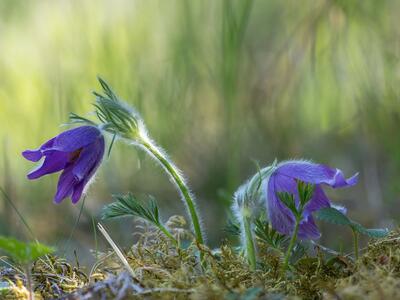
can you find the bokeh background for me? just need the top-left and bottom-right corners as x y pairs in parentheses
(1, 0), (400, 263)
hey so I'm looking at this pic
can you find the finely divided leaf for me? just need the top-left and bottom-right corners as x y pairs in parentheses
(102, 194), (179, 245)
(254, 217), (287, 250)
(225, 219), (241, 236)
(97, 76), (119, 102)
(68, 113), (97, 126)
(101, 194), (160, 226)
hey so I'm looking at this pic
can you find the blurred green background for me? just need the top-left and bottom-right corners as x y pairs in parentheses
(1, 0), (400, 262)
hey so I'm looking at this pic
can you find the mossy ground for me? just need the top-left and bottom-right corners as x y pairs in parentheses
(1, 221), (399, 300)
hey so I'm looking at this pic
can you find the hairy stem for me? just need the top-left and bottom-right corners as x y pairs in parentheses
(242, 212), (256, 270)
(283, 215), (300, 272)
(139, 139), (204, 247)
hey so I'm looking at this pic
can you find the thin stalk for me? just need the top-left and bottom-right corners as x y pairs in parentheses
(242, 213), (256, 270)
(352, 228), (359, 260)
(0, 187), (56, 281)
(283, 215), (300, 272)
(0, 187), (36, 240)
(91, 216), (98, 261)
(63, 196), (86, 255)
(139, 139), (204, 247)
(97, 223), (138, 281)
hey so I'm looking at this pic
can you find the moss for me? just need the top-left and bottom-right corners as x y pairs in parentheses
(1, 223), (400, 299)
(1, 279), (33, 300)
(327, 230), (400, 299)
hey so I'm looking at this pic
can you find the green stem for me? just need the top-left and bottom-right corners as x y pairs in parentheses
(158, 224), (179, 247)
(352, 228), (359, 260)
(283, 215), (300, 272)
(242, 213), (256, 270)
(139, 140), (204, 247)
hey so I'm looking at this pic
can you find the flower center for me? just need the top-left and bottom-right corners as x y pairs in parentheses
(69, 149), (82, 162)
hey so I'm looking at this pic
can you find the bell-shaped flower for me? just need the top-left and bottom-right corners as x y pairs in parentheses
(22, 126), (105, 204)
(265, 160), (358, 239)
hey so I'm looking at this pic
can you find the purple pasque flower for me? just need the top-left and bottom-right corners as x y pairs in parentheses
(266, 160), (358, 240)
(22, 126), (105, 204)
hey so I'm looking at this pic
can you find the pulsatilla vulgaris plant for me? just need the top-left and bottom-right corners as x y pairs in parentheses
(232, 160), (388, 271)
(71, 78), (205, 248)
(22, 78), (390, 276)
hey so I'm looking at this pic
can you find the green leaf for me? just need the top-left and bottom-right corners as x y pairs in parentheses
(102, 193), (160, 226)
(102, 194), (179, 245)
(254, 216), (287, 250)
(68, 113), (97, 126)
(0, 281), (11, 296)
(315, 207), (352, 226)
(277, 192), (297, 215)
(97, 76), (118, 102)
(0, 236), (54, 264)
(315, 207), (389, 238)
(92, 78), (140, 138)
(107, 133), (117, 158)
(297, 180), (315, 207)
(351, 223), (389, 238)
(224, 218), (241, 236)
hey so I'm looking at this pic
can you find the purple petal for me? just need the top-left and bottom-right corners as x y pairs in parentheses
(70, 160), (102, 204)
(72, 136), (105, 181)
(70, 137), (105, 204)
(54, 165), (78, 204)
(266, 170), (334, 239)
(71, 181), (86, 204)
(49, 126), (102, 153)
(266, 174), (296, 236)
(298, 216), (321, 239)
(302, 185), (330, 217)
(331, 172), (358, 188)
(22, 150), (44, 162)
(276, 160), (359, 188)
(27, 151), (70, 179)
(22, 138), (55, 162)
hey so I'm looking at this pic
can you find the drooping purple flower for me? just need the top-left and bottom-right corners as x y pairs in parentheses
(265, 160), (358, 240)
(22, 126), (105, 204)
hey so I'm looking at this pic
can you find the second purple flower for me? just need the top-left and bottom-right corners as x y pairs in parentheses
(265, 160), (358, 240)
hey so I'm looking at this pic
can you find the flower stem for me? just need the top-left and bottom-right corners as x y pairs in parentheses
(242, 212), (256, 270)
(139, 139), (204, 247)
(352, 228), (359, 260)
(283, 215), (300, 272)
